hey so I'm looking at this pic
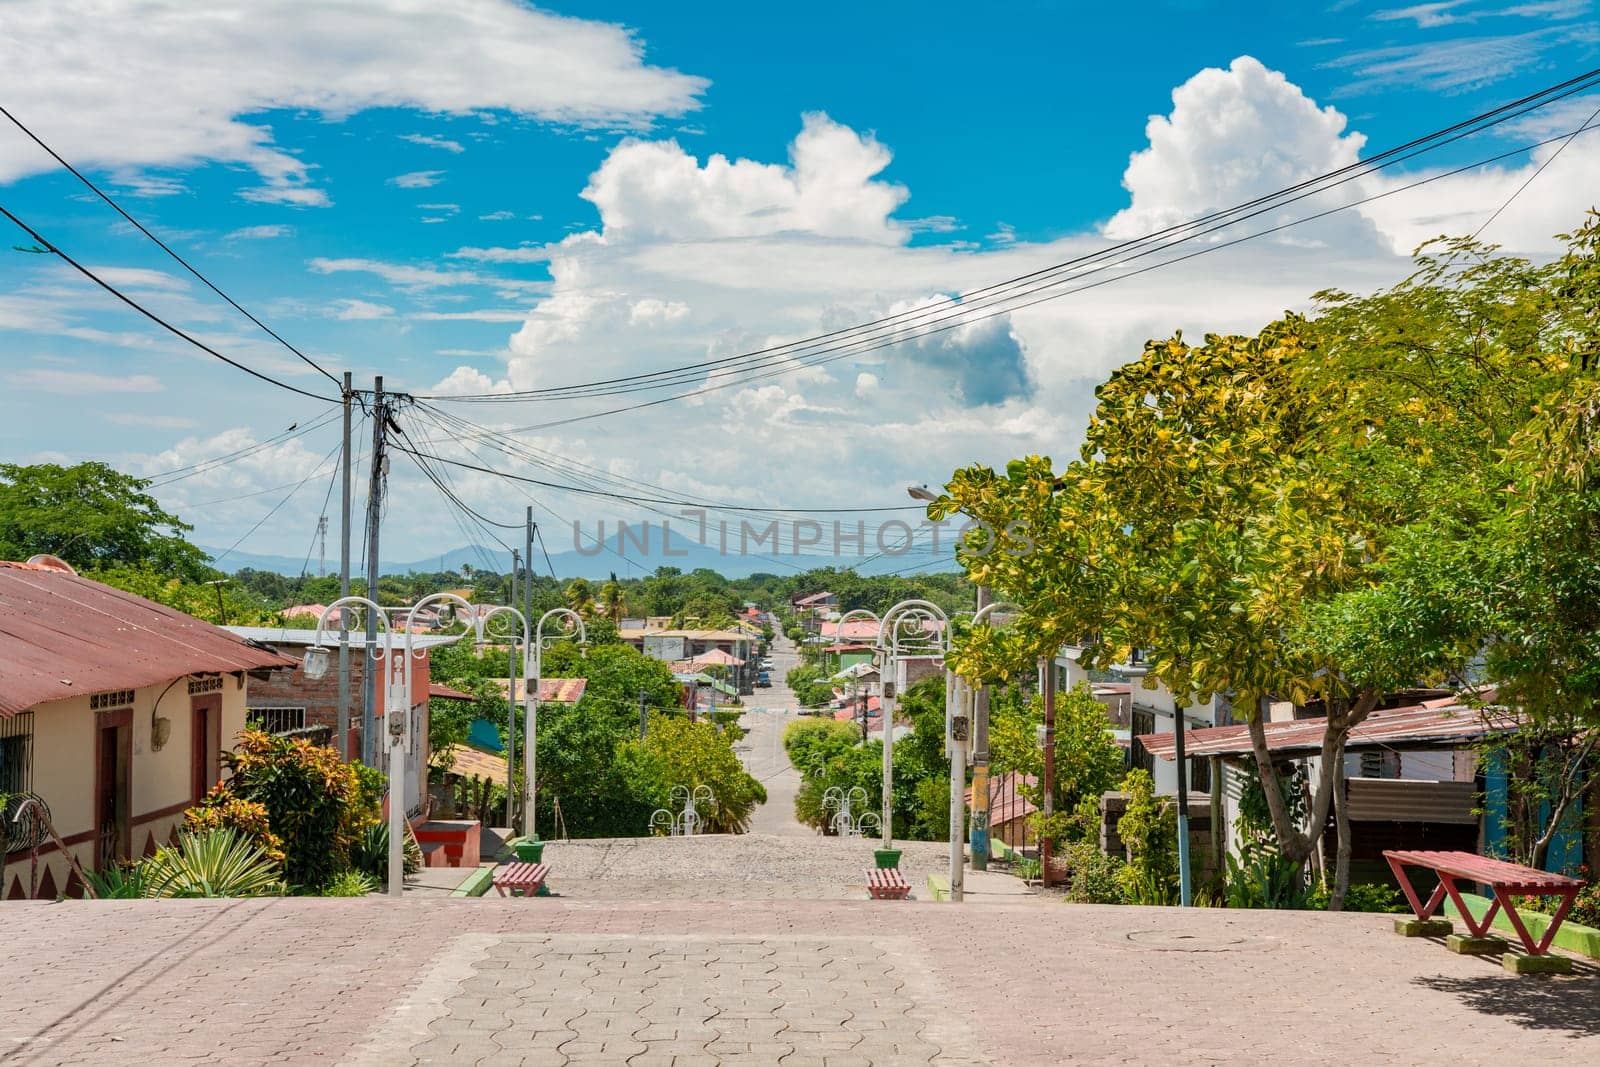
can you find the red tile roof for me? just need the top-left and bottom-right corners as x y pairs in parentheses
(1139, 701), (1518, 761)
(0, 560), (297, 717)
(428, 682), (477, 701)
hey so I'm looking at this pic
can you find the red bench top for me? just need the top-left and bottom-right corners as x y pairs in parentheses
(867, 867), (909, 888)
(1384, 850), (1581, 890)
(493, 861), (550, 886)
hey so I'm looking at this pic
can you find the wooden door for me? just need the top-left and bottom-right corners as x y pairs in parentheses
(191, 694), (221, 803)
(95, 709), (132, 869)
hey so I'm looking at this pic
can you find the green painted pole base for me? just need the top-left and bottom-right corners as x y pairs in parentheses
(1394, 918), (1453, 937)
(1503, 951), (1573, 975)
(1446, 933), (1507, 955)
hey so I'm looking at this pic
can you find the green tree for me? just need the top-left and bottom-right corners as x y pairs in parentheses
(0, 461), (210, 578)
(990, 683), (1125, 843)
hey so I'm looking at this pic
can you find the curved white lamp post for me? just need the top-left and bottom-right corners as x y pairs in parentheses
(831, 608), (880, 739)
(306, 592), (477, 897)
(524, 608), (586, 841)
(874, 599), (950, 850)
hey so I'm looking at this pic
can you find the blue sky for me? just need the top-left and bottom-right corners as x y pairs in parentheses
(1, 0), (1597, 571)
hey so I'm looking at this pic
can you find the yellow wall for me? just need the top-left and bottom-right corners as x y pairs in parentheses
(5, 672), (250, 898)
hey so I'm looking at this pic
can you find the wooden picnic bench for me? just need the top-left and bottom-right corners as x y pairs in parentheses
(1383, 849), (1583, 972)
(866, 867), (911, 900)
(492, 861), (550, 898)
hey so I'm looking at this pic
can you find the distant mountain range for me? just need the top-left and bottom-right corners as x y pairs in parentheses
(202, 523), (955, 580)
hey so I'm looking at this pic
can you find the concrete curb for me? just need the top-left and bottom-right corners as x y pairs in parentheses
(926, 874), (952, 902)
(1442, 891), (1600, 959)
(450, 866), (495, 898)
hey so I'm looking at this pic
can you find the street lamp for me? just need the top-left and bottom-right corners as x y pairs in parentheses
(832, 608), (880, 742)
(476, 604), (533, 835)
(526, 607), (586, 841)
(306, 592), (476, 897)
(875, 599), (950, 855)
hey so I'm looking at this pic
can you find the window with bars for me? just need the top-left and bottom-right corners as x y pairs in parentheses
(247, 707), (307, 735)
(0, 712), (34, 794)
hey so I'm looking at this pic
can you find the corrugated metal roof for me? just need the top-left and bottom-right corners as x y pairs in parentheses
(0, 561), (296, 717)
(223, 625), (460, 650)
(442, 743), (507, 781)
(1140, 702), (1519, 761)
(428, 682), (477, 701)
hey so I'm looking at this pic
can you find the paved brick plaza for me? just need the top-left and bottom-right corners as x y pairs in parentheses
(4, 896), (1597, 1065)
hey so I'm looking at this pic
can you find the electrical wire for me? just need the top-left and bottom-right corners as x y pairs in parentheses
(209, 434), (346, 569)
(0, 104), (342, 388)
(146, 410), (343, 483)
(1473, 101), (1600, 239)
(420, 66), (1600, 407)
(480, 120), (1600, 436)
(416, 401), (924, 515)
(0, 201), (340, 403)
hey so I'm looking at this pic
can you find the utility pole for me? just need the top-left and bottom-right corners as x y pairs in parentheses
(638, 686), (648, 741)
(1040, 656), (1057, 887)
(969, 584), (992, 871)
(362, 375), (385, 767)
(506, 548), (520, 832)
(947, 671), (967, 903)
(337, 372), (352, 762)
(1173, 671), (1193, 907)
(316, 515), (328, 578)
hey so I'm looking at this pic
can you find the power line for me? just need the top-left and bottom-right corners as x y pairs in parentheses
(418, 401), (923, 515)
(0, 201), (340, 404)
(477, 120), (1600, 436)
(1473, 102), (1600, 239)
(0, 104), (343, 388)
(146, 410), (342, 485)
(420, 66), (1600, 408)
(209, 435), (346, 570)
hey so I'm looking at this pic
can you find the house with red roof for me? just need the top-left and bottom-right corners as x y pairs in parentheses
(0, 557), (296, 899)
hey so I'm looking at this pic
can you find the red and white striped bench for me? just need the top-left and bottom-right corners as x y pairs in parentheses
(866, 867), (911, 900)
(492, 861), (550, 898)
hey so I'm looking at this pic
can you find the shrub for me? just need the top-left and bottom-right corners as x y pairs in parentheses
(1116, 769), (1179, 906)
(1224, 845), (1308, 909)
(218, 730), (374, 888)
(184, 790), (286, 867)
(1062, 840), (1127, 905)
(352, 821), (422, 880)
(84, 861), (149, 899)
(1305, 881), (1404, 913)
(143, 827), (285, 898)
(322, 870), (379, 896)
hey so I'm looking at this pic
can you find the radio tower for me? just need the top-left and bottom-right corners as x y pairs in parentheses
(316, 515), (328, 577)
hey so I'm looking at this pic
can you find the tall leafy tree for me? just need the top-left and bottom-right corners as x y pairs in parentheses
(0, 461), (209, 578)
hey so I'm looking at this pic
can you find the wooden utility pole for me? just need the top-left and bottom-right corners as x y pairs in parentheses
(337, 372), (352, 761)
(361, 375), (385, 767)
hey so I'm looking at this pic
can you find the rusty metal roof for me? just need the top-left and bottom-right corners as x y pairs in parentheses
(428, 682), (477, 701)
(0, 560), (297, 717)
(1139, 701), (1520, 761)
(492, 677), (588, 704)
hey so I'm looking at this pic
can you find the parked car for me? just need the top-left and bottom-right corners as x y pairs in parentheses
(759, 658), (774, 671)
(756, 671), (772, 688)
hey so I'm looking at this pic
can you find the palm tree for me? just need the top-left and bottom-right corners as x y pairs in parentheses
(600, 572), (625, 622)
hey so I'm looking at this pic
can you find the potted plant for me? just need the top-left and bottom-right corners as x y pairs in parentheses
(874, 848), (902, 870)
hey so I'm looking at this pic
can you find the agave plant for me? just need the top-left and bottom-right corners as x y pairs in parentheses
(85, 861), (150, 899)
(144, 827), (286, 898)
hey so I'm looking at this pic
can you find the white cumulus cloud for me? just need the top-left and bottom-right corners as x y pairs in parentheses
(0, 0), (707, 204)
